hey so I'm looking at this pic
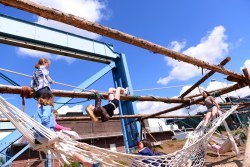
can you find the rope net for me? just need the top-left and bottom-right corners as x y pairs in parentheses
(0, 97), (238, 167)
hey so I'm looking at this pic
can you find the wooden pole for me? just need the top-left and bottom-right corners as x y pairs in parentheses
(243, 126), (250, 167)
(1, 109), (250, 122)
(142, 82), (248, 120)
(141, 120), (157, 142)
(242, 68), (250, 166)
(58, 115), (204, 120)
(242, 68), (250, 88)
(226, 76), (243, 83)
(217, 110), (240, 156)
(179, 57), (231, 98)
(219, 102), (250, 106)
(0, 84), (191, 103)
(0, 115), (204, 122)
(0, 0), (247, 81)
(223, 120), (240, 156)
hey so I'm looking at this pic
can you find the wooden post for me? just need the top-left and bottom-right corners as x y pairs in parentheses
(223, 121), (240, 156)
(0, 82), (247, 120)
(217, 110), (240, 156)
(179, 57), (231, 98)
(141, 120), (157, 142)
(0, 84), (191, 103)
(242, 68), (250, 88)
(226, 76), (244, 83)
(242, 68), (250, 166)
(0, 115), (204, 122)
(1, 108), (249, 122)
(0, 0), (247, 81)
(243, 126), (250, 167)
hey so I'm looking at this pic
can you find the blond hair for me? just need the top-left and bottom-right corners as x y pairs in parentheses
(35, 58), (51, 69)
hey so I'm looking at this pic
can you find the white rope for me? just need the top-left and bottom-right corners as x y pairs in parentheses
(0, 67), (94, 92)
(0, 67), (187, 94)
(130, 85), (187, 93)
(0, 97), (238, 167)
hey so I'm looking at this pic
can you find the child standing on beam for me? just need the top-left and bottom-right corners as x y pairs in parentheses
(31, 58), (55, 99)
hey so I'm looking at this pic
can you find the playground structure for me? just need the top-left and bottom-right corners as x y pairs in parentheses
(0, 11), (139, 166)
(0, 0), (250, 166)
(0, 95), (239, 167)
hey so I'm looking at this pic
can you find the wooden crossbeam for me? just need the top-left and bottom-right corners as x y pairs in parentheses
(242, 68), (250, 166)
(0, 103), (249, 122)
(0, 0), (247, 82)
(242, 68), (250, 88)
(226, 76), (243, 83)
(0, 115), (203, 122)
(0, 85), (191, 103)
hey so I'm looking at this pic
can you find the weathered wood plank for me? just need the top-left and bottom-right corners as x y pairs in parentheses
(0, 0), (246, 81)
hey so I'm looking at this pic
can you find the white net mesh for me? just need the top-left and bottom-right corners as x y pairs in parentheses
(0, 97), (238, 167)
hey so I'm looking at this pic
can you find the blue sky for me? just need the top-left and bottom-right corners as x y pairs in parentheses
(0, 0), (250, 117)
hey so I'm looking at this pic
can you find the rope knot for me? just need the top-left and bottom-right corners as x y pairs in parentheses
(20, 86), (35, 99)
(20, 86), (35, 112)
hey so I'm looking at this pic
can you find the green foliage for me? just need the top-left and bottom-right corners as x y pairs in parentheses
(0, 157), (4, 165)
(60, 161), (79, 167)
(240, 131), (247, 144)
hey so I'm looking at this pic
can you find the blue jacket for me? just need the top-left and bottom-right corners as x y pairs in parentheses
(34, 105), (55, 128)
(138, 147), (155, 156)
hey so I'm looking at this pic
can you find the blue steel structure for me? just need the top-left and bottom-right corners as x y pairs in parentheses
(0, 14), (140, 166)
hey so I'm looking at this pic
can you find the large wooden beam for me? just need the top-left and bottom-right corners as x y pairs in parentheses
(219, 102), (250, 106)
(142, 82), (248, 119)
(0, 85), (191, 103)
(0, 115), (203, 122)
(226, 76), (243, 83)
(0, 0), (246, 81)
(242, 68), (250, 88)
(179, 57), (231, 98)
(227, 68), (250, 86)
(56, 107), (250, 121)
(1, 104), (249, 122)
(243, 126), (250, 167)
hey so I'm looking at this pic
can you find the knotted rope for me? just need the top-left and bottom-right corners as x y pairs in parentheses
(20, 86), (34, 112)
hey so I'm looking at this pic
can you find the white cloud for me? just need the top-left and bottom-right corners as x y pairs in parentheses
(58, 104), (83, 115)
(17, 48), (50, 57)
(18, 0), (108, 62)
(136, 101), (172, 114)
(32, 0), (107, 38)
(158, 26), (229, 85)
(169, 41), (186, 52)
(17, 48), (75, 64)
(241, 59), (250, 70)
(179, 85), (199, 96)
(234, 38), (243, 49)
(206, 80), (250, 98)
(136, 101), (202, 116)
